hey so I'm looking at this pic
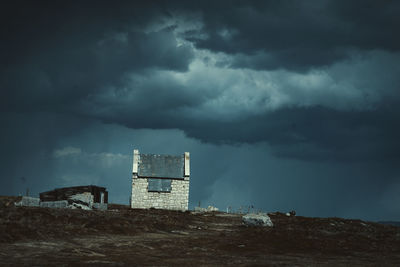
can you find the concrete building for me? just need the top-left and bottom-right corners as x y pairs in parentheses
(131, 149), (190, 211)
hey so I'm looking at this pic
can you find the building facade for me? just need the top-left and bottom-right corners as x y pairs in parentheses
(131, 149), (190, 210)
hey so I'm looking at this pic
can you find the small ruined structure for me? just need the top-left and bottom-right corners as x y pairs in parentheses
(14, 196), (40, 207)
(131, 149), (190, 211)
(39, 185), (108, 210)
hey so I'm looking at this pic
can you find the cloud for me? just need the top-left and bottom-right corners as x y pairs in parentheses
(184, 0), (400, 71)
(53, 147), (82, 158)
(75, 48), (400, 120)
(0, 4), (194, 113)
(53, 146), (129, 168)
(4, 37), (399, 162)
(2, 1), (400, 153)
(57, 47), (399, 164)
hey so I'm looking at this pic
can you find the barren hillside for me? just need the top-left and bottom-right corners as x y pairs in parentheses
(1, 196), (400, 266)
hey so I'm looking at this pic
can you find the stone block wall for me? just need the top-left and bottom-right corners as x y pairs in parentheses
(40, 200), (68, 208)
(131, 175), (189, 210)
(131, 150), (190, 211)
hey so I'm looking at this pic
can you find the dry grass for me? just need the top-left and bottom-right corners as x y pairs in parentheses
(1, 196), (400, 266)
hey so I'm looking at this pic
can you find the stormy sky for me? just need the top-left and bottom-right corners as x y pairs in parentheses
(1, 0), (400, 221)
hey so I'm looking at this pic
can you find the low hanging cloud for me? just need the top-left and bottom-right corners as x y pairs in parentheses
(53, 147), (82, 158)
(68, 47), (400, 163)
(53, 147), (129, 168)
(76, 48), (400, 117)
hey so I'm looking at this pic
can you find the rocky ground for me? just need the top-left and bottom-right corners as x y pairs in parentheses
(1, 196), (400, 266)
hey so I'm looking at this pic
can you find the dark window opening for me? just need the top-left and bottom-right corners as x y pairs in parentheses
(148, 178), (171, 192)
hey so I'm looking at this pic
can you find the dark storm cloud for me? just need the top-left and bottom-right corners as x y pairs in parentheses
(1, 0), (400, 160)
(183, 0), (400, 71)
(183, 106), (400, 163)
(72, 50), (400, 164)
(0, 1), (193, 112)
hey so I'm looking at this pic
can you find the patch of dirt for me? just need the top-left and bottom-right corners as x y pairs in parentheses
(1, 196), (400, 266)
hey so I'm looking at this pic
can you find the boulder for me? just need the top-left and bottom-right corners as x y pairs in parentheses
(194, 205), (219, 213)
(242, 213), (273, 227)
(207, 205), (219, 212)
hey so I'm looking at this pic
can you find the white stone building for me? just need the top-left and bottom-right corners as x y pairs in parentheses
(131, 149), (190, 210)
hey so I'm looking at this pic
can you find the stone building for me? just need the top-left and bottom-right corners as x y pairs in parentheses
(131, 149), (190, 210)
(39, 185), (108, 210)
(16, 185), (108, 210)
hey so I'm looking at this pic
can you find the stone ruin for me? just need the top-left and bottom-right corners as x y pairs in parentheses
(15, 185), (108, 210)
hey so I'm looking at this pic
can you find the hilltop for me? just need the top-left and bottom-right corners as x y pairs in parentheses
(1, 196), (400, 266)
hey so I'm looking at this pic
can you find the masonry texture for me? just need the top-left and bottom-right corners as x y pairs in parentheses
(131, 149), (190, 211)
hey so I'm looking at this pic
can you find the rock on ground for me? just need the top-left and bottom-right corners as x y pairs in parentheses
(242, 213), (273, 227)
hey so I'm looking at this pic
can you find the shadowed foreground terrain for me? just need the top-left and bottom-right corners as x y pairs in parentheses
(1, 196), (400, 266)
